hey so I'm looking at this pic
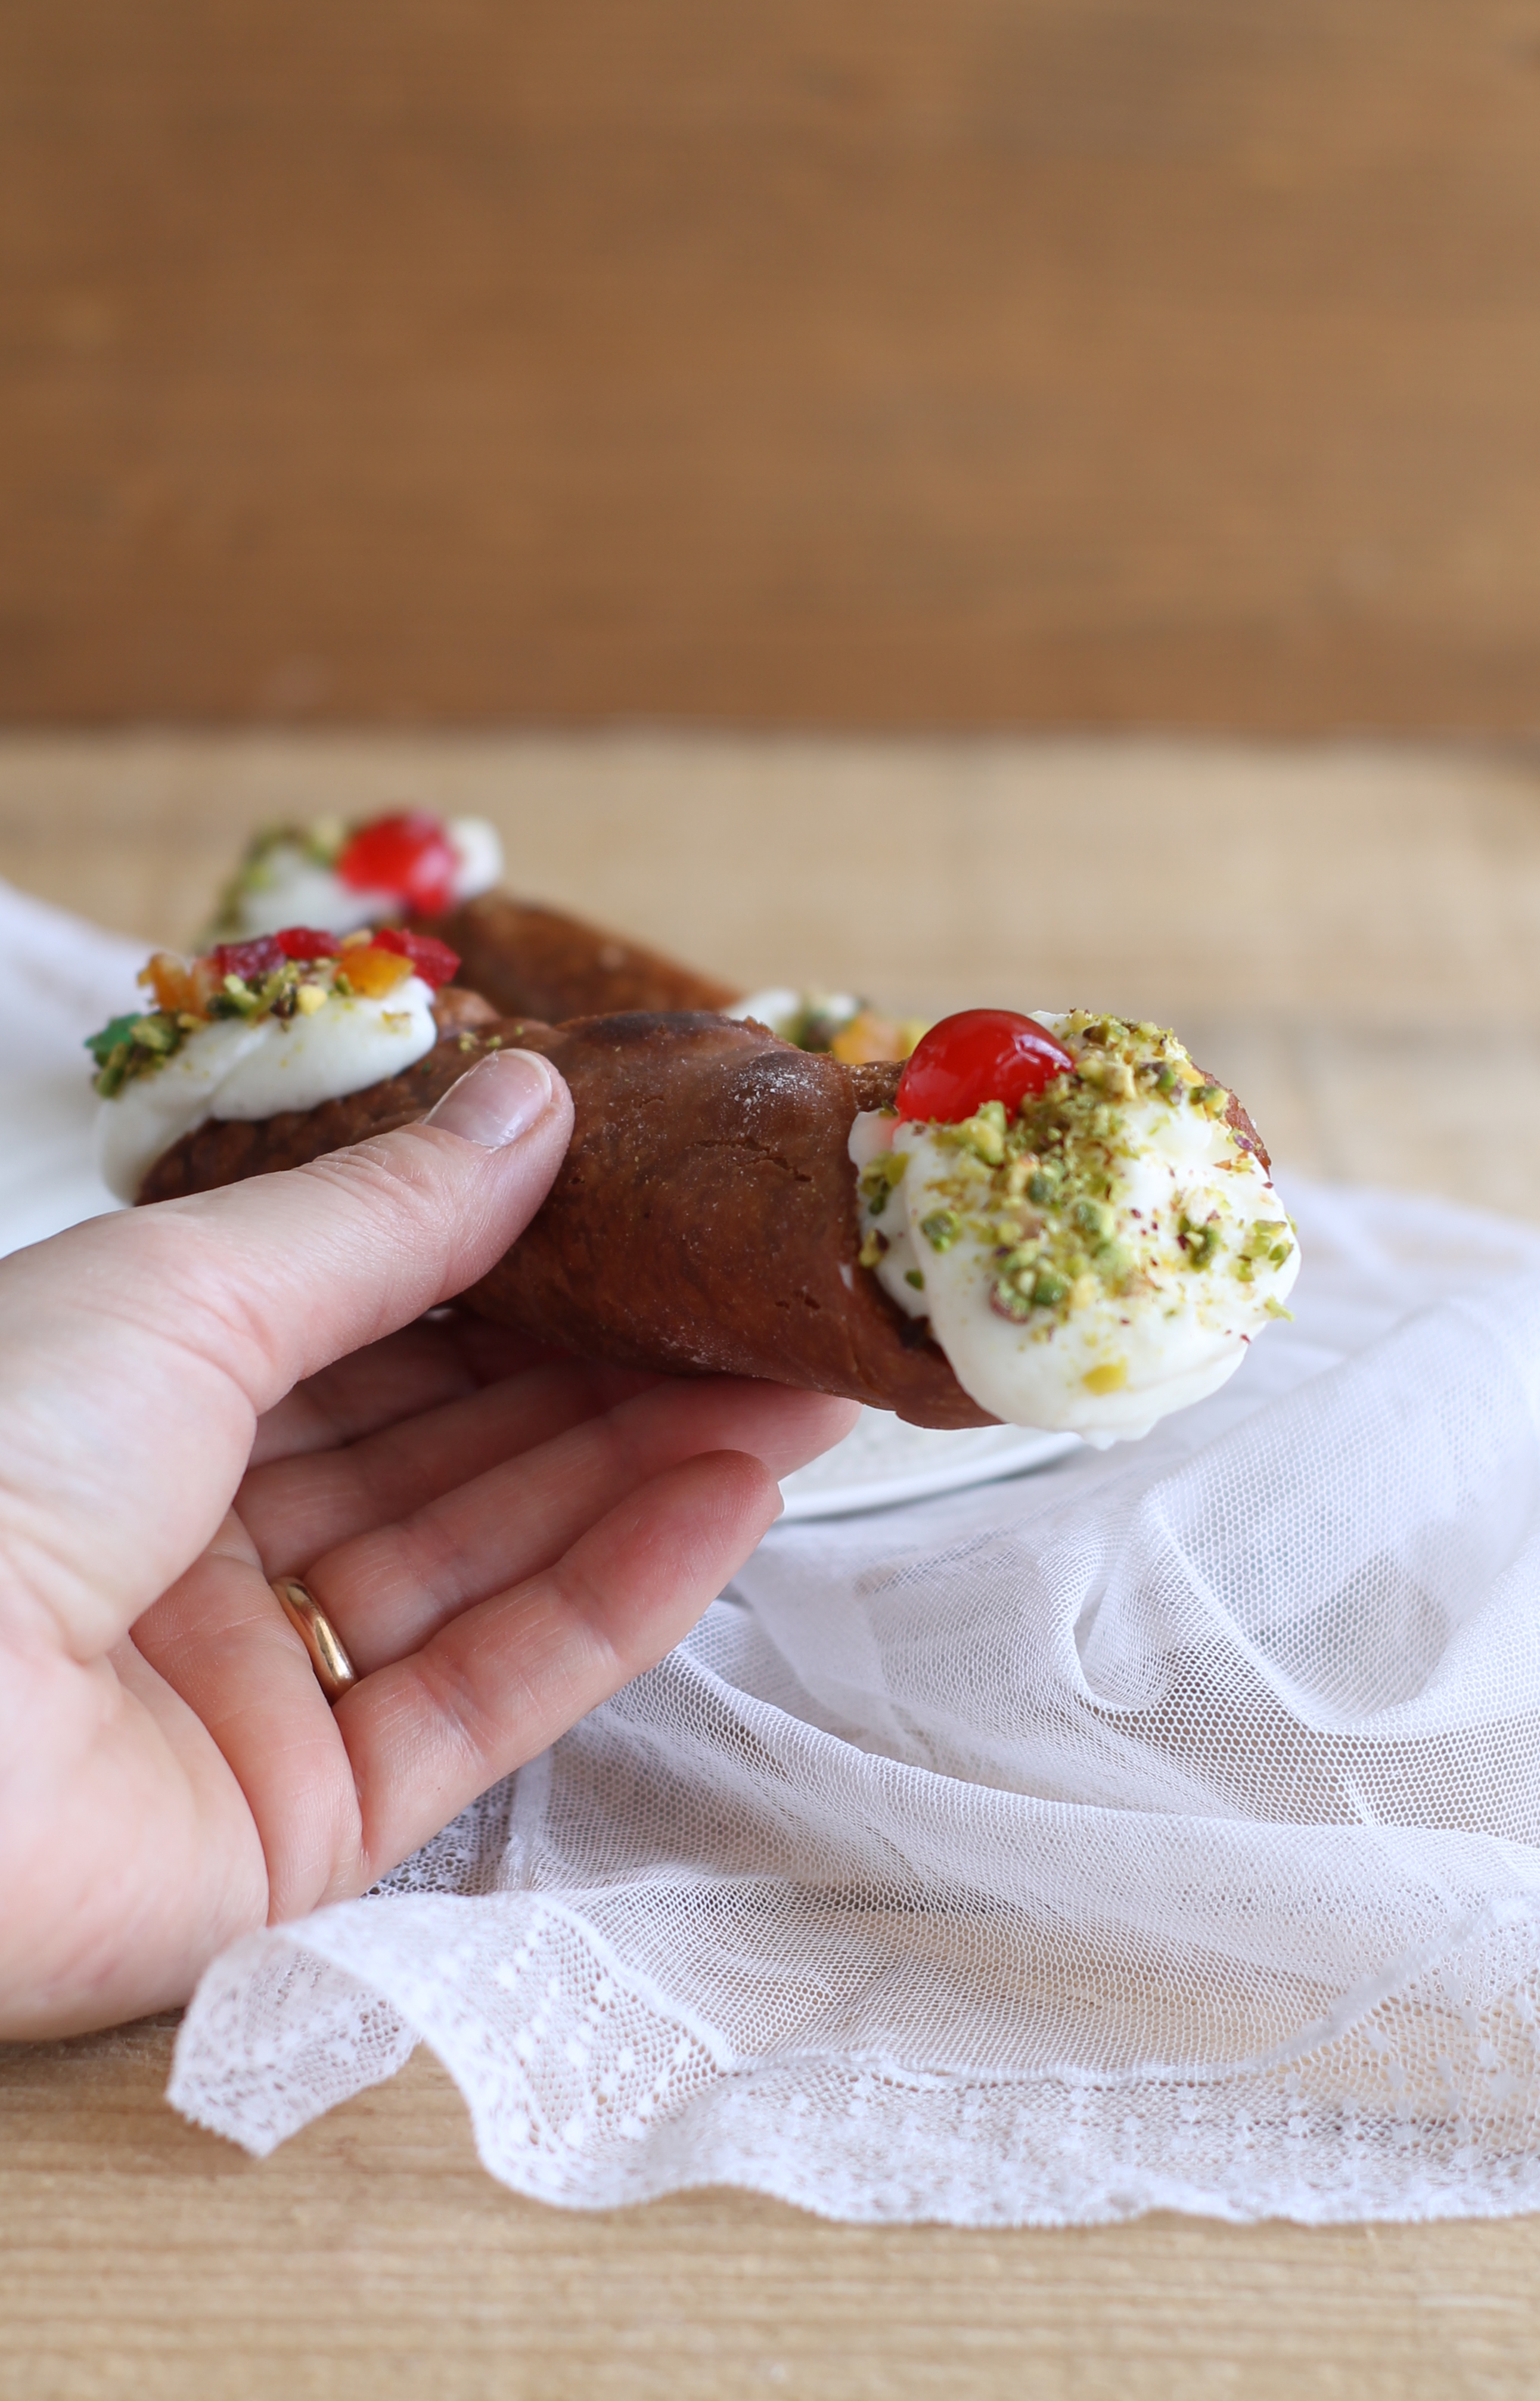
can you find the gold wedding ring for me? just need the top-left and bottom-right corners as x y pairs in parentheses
(272, 1578), (359, 1703)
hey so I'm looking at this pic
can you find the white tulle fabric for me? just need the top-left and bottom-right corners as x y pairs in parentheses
(6, 876), (1540, 2226)
(9, 873), (1540, 2225)
(161, 1180), (1540, 2224)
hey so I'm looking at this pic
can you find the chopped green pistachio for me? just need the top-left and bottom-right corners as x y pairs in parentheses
(858, 1230), (886, 1270)
(904, 1268), (924, 1291)
(859, 1153), (908, 1218)
(862, 1012), (1286, 1337)
(1078, 1052), (1136, 1099)
(1179, 1214), (1221, 1270)
(1264, 1297), (1294, 1320)
(943, 1099), (1007, 1165)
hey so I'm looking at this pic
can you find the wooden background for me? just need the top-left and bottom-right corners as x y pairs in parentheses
(7, 0), (1540, 730)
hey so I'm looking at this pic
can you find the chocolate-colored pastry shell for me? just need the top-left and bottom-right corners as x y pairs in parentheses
(139, 1007), (993, 1429)
(422, 894), (738, 1022)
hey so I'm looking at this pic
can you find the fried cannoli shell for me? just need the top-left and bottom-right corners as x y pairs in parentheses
(139, 1009), (993, 1429)
(420, 893), (738, 1023)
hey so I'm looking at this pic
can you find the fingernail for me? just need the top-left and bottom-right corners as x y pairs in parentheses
(423, 1049), (555, 1148)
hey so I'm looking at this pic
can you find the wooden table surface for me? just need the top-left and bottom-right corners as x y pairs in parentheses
(9, 2), (1540, 735)
(6, 731), (1540, 2399)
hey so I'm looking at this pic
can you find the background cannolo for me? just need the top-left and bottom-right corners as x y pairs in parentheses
(210, 805), (925, 1051)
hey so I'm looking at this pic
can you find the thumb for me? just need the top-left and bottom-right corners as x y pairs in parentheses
(0, 1049), (572, 1659)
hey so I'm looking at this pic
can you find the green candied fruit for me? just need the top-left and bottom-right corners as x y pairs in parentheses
(920, 1209), (962, 1252)
(85, 1008), (185, 1098)
(84, 1012), (142, 1068)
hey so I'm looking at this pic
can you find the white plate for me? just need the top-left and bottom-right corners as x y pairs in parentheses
(779, 1409), (1079, 1520)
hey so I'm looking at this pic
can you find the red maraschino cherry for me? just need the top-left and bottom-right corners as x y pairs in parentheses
(336, 811), (458, 915)
(895, 1009), (1074, 1123)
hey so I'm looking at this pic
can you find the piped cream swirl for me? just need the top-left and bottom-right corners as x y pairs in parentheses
(225, 817), (502, 939)
(850, 1011), (1298, 1443)
(97, 978), (439, 1202)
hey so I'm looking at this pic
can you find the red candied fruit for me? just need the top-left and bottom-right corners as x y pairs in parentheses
(336, 810), (458, 914)
(371, 926), (462, 989)
(895, 1009), (1075, 1124)
(209, 935), (286, 982)
(209, 928), (339, 981)
(274, 926), (340, 961)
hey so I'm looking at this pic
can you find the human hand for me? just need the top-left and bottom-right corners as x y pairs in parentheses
(0, 1050), (857, 2038)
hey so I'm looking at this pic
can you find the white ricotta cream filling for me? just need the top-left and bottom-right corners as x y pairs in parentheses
(729, 987), (863, 1042)
(849, 1020), (1299, 1444)
(98, 977), (439, 1202)
(231, 817), (504, 938)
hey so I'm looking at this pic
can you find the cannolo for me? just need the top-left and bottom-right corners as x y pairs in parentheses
(439, 890), (738, 1021)
(100, 945), (1299, 1440)
(210, 806), (926, 1049)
